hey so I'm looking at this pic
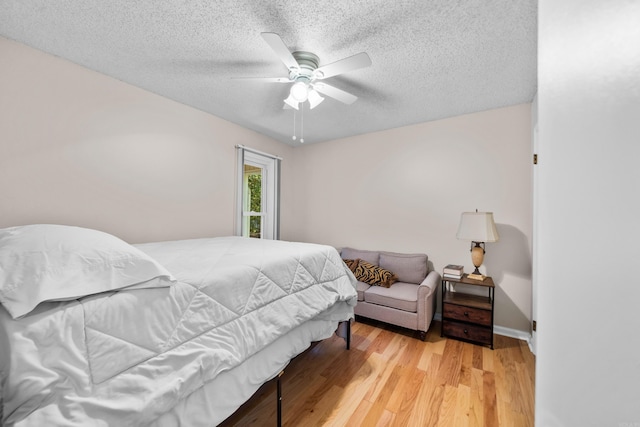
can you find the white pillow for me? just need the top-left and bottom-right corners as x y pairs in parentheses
(0, 224), (176, 319)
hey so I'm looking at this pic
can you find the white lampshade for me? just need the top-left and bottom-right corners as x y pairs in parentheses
(456, 211), (499, 243)
(283, 93), (299, 110)
(307, 89), (325, 109)
(290, 81), (309, 102)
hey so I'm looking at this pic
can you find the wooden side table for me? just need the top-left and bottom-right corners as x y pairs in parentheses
(441, 274), (495, 349)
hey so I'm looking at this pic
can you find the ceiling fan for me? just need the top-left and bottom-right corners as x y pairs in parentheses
(241, 32), (372, 110)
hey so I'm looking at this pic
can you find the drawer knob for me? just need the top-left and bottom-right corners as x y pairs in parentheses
(464, 311), (469, 317)
(464, 329), (468, 334)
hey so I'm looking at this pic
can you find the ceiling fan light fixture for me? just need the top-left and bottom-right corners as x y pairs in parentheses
(308, 89), (325, 109)
(283, 93), (299, 110)
(290, 81), (309, 102)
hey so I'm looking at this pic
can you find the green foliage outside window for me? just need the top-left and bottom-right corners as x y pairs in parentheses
(248, 174), (262, 237)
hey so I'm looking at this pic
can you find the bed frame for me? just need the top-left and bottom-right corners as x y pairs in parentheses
(249, 320), (351, 427)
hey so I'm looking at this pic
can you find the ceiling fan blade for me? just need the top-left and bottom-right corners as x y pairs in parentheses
(314, 52), (371, 79)
(261, 32), (299, 71)
(312, 82), (358, 105)
(232, 76), (291, 83)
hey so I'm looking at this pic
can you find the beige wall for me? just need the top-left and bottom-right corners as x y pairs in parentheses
(1, 37), (533, 333)
(286, 105), (533, 332)
(0, 37), (293, 243)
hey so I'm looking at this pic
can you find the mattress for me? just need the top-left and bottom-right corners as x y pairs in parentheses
(152, 309), (343, 426)
(0, 236), (357, 426)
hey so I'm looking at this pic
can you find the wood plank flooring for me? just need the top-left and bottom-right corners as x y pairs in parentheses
(219, 318), (535, 426)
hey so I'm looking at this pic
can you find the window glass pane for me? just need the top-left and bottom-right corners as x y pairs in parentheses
(243, 164), (263, 239)
(249, 215), (262, 238)
(247, 170), (262, 213)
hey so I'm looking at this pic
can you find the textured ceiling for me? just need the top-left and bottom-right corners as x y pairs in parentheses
(0, 0), (537, 146)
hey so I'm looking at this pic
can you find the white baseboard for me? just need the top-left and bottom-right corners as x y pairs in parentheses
(493, 325), (531, 343)
(434, 313), (533, 347)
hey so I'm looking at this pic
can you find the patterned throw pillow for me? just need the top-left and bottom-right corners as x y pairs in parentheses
(343, 258), (359, 273)
(354, 260), (398, 288)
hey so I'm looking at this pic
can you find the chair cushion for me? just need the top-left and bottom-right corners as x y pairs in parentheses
(341, 247), (379, 266)
(356, 281), (370, 301)
(353, 260), (397, 288)
(379, 252), (428, 284)
(363, 282), (418, 312)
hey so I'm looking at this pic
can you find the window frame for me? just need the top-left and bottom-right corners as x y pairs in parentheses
(235, 146), (280, 240)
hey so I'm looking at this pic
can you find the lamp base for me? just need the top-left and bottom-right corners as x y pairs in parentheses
(469, 244), (486, 281)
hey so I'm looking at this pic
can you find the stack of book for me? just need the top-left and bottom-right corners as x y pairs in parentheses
(443, 264), (464, 279)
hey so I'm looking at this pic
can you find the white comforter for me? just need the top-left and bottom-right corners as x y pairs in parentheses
(0, 237), (357, 426)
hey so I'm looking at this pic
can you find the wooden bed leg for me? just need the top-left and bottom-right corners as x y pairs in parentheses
(277, 370), (284, 427)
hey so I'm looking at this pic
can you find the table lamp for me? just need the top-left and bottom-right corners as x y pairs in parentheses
(456, 210), (499, 281)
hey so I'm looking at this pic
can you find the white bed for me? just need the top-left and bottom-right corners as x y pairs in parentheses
(0, 225), (357, 426)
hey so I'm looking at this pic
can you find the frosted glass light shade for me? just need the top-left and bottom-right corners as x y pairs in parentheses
(290, 81), (309, 102)
(283, 93), (299, 110)
(307, 89), (325, 109)
(456, 212), (499, 243)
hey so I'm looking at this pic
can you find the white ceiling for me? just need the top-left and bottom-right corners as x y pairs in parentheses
(0, 0), (537, 146)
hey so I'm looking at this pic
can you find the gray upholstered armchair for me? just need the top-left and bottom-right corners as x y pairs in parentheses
(340, 247), (440, 340)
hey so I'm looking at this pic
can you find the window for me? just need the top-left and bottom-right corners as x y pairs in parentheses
(235, 146), (280, 239)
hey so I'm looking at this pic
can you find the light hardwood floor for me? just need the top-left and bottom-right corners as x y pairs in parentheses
(220, 319), (535, 426)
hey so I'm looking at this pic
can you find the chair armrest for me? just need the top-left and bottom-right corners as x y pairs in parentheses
(418, 270), (441, 293)
(417, 270), (441, 332)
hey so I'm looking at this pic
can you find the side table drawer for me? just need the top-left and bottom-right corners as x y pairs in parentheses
(442, 321), (492, 345)
(443, 303), (491, 326)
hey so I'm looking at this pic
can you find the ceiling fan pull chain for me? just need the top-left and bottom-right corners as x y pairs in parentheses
(300, 104), (304, 143)
(292, 109), (297, 141)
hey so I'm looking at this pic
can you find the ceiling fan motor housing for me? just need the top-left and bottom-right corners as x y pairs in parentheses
(290, 51), (323, 82)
